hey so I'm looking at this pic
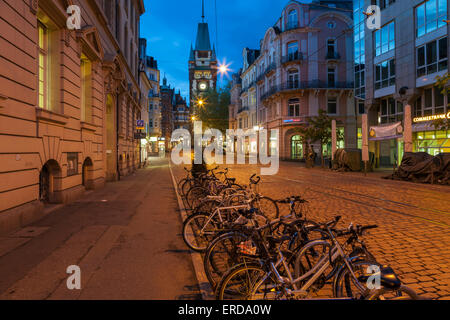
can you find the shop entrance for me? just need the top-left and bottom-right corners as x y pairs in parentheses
(291, 135), (303, 160)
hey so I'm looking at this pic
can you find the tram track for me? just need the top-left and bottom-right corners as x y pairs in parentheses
(270, 175), (450, 228)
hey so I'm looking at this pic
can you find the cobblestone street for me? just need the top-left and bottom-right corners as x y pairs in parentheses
(171, 159), (450, 299)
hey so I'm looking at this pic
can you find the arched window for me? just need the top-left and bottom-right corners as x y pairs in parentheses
(288, 9), (298, 29)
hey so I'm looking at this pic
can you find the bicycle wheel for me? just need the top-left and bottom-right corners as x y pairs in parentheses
(185, 186), (208, 209)
(366, 285), (422, 300)
(293, 239), (332, 291)
(204, 231), (251, 289)
(215, 263), (281, 300)
(333, 260), (381, 299)
(182, 213), (219, 252)
(252, 196), (279, 220)
(180, 178), (194, 198)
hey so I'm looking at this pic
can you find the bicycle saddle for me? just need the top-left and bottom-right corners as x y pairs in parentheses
(358, 265), (401, 290)
(379, 265), (401, 290)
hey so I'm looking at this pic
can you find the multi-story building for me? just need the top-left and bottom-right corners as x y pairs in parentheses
(0, 0), (144, 234)
(173, 92), (190, 131)
(146, 57), (162, 154)
(238, 49), (260, 154)
(160, 76), (175, 152)
(138, 38), (161, 161)
(234, 0), (355, 160)
(229, 72), (243, 132)
(139, 39), (161, 155)
(362, 0), (449, 167)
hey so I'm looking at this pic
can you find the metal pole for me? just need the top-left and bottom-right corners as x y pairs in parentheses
(362, 114), (369, 176)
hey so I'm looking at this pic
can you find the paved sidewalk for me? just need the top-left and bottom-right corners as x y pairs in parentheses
(0, 157), (200, 300)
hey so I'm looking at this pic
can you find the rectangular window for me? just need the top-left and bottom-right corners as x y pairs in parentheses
(287, 42), (299, 61)
(67, 153), (78, 176)
(435, 87), (445, 114)
(416, 0), (447, 37)
(38, 22), (48, 109)
(80, 54), (92, 122)
(358, 102), (365, 115)
(379, 97), (402, 124)
(375, 58), (395, 90)
(327, 98), (337, 114)
(374, 21), (395, 56)
(424, 88), (433, 116)
(327, 39), (336, 57)
(414, 97), (423, 117)
(288, 99), (300, 117)
(327, 68), (336, 87)
(417, 37), (448, 77)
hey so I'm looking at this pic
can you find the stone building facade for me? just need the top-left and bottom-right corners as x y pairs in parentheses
(0, 0), (144, 234)
(231, 0), (355, 161)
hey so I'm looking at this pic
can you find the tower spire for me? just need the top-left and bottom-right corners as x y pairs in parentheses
(202, 0), (205, 22)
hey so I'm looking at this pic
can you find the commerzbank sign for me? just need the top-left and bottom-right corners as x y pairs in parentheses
(413, 112), (450, 123)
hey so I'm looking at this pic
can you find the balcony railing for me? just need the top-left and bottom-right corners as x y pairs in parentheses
(264, 62), (277, 76)
(241, 81), (256, 94)
(325, 51), (341, 60)
(256, 73), (265, 83)
(260, 81), (354, 101)
(282, 52), (303, 64)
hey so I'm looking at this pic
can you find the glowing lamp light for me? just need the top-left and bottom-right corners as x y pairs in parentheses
(217, 59), (232, 79)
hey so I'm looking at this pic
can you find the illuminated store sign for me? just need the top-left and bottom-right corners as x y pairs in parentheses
(413, 112), (450, 123)
(283, 119), (304, 124)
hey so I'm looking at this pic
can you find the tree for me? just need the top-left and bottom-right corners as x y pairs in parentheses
(193, 83), (230, 134)
(433, 72), (450, 131)
(295, 109), (344, 168)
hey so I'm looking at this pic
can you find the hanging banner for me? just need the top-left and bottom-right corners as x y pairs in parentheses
(369, 121), (403, 141)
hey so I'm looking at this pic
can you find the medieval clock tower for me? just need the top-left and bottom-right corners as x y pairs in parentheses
(188, 0), (217, 112)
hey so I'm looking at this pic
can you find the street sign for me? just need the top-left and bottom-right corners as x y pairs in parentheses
(136, 119), (145, 130)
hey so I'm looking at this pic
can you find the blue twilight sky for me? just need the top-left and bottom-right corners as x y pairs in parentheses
(140, 0), (312, 103)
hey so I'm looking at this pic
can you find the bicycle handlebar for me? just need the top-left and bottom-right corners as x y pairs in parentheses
(250, 174), (261, 185)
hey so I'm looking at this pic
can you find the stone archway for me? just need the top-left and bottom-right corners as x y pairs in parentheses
(39, 160), (62, 203)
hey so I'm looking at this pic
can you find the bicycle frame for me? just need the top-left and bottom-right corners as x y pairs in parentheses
(198, 203), (253, 236)
(250, 236), (367, 300)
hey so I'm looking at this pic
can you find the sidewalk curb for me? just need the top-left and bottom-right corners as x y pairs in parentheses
(168, 162), (214, 300)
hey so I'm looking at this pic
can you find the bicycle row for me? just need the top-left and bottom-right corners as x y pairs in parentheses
(177, 166), (425, 300)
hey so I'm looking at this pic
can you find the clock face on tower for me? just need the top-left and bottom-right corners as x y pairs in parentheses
(198, 81), (208, 91)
